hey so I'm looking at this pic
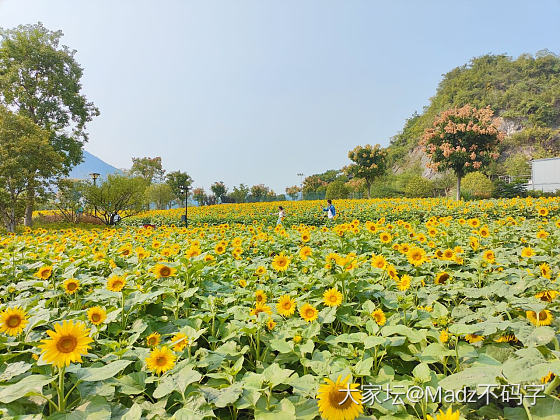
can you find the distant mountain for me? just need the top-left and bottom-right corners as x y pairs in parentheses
(68, 150), (121, 180)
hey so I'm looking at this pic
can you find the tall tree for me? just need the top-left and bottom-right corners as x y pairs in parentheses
(53, 178), (85, 223)
(229, 184), (249, 203)
(210, 181), (227, 203)
(0, 107), (62, 231)
(130, 157), (165, 184)
(0, 23), (99, 225)
(421, 105), (504, 200)
(165, 170), (193, 205)
(192, 188), (207, 206)
(345, 144), (387, 198)
(82, 174), (146, 225)
(285, 185), (301, 200)
(145, 183), (174, 210)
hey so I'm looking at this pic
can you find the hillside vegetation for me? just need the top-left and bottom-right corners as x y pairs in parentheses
(389, 50), (560, 173)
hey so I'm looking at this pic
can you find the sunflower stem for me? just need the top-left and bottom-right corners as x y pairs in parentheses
(545, 375), (560, 395)
(58, 365), (66, 412)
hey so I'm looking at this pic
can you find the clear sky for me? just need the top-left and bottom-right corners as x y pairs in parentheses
(1, 1), (559, 193)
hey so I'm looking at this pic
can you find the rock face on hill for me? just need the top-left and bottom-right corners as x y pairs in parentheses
(388, 51), (560, 177)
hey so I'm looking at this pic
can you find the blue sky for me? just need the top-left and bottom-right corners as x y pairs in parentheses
(1, 1), (559, 193)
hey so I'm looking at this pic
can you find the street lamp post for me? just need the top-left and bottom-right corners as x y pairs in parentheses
(180, 185), (189, 227)
(90, 173), (100, 217)
(297, 173), (304, 200)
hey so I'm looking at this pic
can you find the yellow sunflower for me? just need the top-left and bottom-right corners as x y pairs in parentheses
(277, 295), (296, 317)
(371, 309), (386, 326)
(379, 232), (392, 243)
(35, 265), (53, 280)
(299, 303), (318, 322)
(271, 253), (291, 271)
(86, 307), (107, 325)
(317, 375), (363, 420)
(38, 320), (93, 368)
(299, 246), (312, 260)
(170, 332), (188, 352)
(397, 274), (411, 291)
(521, 247), (535, 258)
(535, 290), (558, 302)
(107, 274), (126, 292)
(527, 310), (554, 326)
(146, 346), (176, 375)
(255, 266), (267, 276)
(540, 263), (552, 279)
(255, 290), (267, 304)
(407, 247), (426, 266)
(541, 372), (555, 384)
(250, 302), (272, 317)
(465, 334), (484, 344)
(153, 264), (177, 278)
(439, 329), (449, 343)
(427, 407), (460, 420)
(63, 278), (80, 295)
(0, 306), (28, 336)
(323, 288), (343, 307)
(146, 332), (161, 347)
(482, 250), (495, 263)
(266, 318), (276, 331)
(435, 272), (451, 285)
(214, 243), (226, 255)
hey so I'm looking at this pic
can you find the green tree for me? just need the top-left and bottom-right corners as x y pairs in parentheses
(345, 144), (388, 198)
(53, 178), (85, 223)
(504, 153), (531, 178)
(192, 187), (207, 206)
(230, 184), (250, 203)
(285, 185), (301, 200)
(326, 180), (349, 199)
(421, 105), (504, 200)
(250, 184), (270, 202)
(404, 176), (434, 198)
(165, 170), (193, 205)
(0, 23), (99, 225)
(0, 107), (62, 231)
(82, 175), (147, 225)
(210, 181), (228, 203)
(461, 172), (494, 199)
(146, 183), (174, 210)
(130, 157), (165, 184)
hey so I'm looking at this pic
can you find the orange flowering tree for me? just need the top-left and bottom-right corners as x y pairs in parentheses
(421, 105), (504, 200)
(345, 144), (387, 198)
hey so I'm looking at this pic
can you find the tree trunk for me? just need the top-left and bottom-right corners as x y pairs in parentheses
(366, 181), (371, 199)
(24, 185), (35, 227)
(456, 175), (461, 201)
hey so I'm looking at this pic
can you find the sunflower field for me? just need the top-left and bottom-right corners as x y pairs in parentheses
(1, 198), (560, 419)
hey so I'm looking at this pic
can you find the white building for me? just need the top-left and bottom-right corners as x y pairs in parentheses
(530, 157), (560, 192)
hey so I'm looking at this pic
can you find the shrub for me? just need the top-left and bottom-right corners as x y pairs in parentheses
(461, 172), (494, 198)
(325, 181), (349, 200)
(404, 176), (434, 198)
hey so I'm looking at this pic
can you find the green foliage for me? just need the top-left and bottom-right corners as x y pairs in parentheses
(130, 157), (165, 184)
(285, 185), (301, 200)
(461, 172), (494, 198)
(325, 180), (349, 200)
(192, 187), (207, 206)
(345, 144), (387, 197)
(82, 174), (147, 224)
(165, 170), (193, 204)
(390, 52), (560, 168)
(53, 178), (86, 223)
(229, 184), (250, 203)
(493, 179), (527, 198)
(145, 183), (174, 210)
(0, 23), (99, 171)
(0, 107), (62, 231)
(503, 153), (531, 177)
(210, 182), (227, 202)
(404, 176), (434, 198)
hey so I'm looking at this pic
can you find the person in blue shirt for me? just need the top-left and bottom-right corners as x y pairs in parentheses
(322, 199), (336, 220)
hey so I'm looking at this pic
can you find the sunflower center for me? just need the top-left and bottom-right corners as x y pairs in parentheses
(67, 283), (77, 291)
(6, 315), (21, 328)
(113, 280), (123, 289)
(538, 311), (548, 321)
(328, 388), (353, 409)
(91, 313), (101, 322)
(329, 295), (337, 302)
(305, 309), (314, 317)
(57, 335), (78, 353)
(283, 302), (291, 309)
(160, 267), (171, 276)
(155, 356), (168, 366)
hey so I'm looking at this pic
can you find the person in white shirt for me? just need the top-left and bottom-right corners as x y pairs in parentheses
(277, 206), (285, 225)
(322, 200), (336, 219)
